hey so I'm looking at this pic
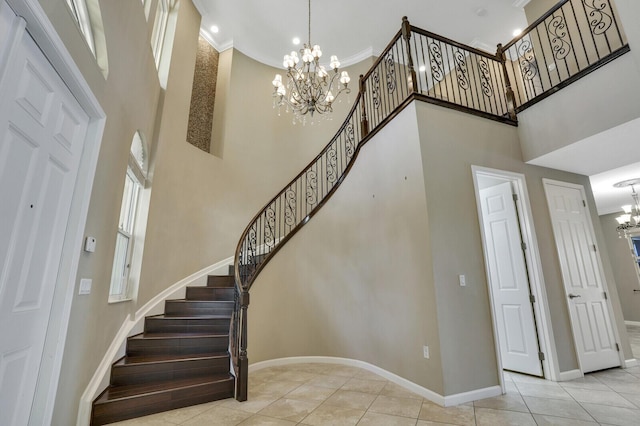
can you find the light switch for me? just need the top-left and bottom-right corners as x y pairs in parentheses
(84, 236), (96, 253)
(79, 278), (92, 295)
(459, 274), (466, 287)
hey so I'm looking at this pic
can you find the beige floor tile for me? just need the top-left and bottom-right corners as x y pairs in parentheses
(380, 382), (424, 400)
(181, 406), (252, 426)
(323, 389), (377, 410)
(509, 373), (548, 384)
(237, 414), (297, 425)
(563, 386), (638, 408)
(599, 380), (640, 395)
(295, 363), (340, 375)
(514, 382), (572, 400)
(368, 394), (422, 418)
(620, 391), (640, 408)
(272, 370), (319, 383)
(219, 392), (281, 413)
(108, 417), (177, 426)
(285, 383), (337, 402)
(559, 376), (611, 391)
(340, 377), (387, 394)
(326, 365), (363, 377)
(299, 402), (365, 426)
(416, 421), (462, 426)
(353, 369), (388, 382)
(257, 398), (321, 422)
(473, 392), (529, 412)
(522, 396), (593, 420)
(581, 402), (640, 426)
(531, 414), (597, 425)
(306, 374), (351, 389)
(357, 411), (419, 426)
(474, 407), (536, 426)
(251, 380), (302, 397)
(418, 400), (475, 425)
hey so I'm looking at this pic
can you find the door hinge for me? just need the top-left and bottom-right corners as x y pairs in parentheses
(603, 291), (608, 300)
(513, 193), (519, 202)
(615, 343), (620, 352)
(522, 242), (527, 251)
(529, 294), (536, 304)
(538, 351), (545, 361)
(582, 200), (586, 207)
(592, 244), (597, 252)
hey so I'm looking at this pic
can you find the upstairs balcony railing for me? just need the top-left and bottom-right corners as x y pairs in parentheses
(230, 0), (629, 401)
(500, 0), (628, 112)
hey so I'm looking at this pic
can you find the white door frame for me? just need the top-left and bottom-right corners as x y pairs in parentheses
(2, 0), (105, 424)
(472, 166), (561, 388)
(542, 178), (626, 372)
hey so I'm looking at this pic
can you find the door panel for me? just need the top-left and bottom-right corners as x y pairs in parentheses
(544, 181), (619, 373)
(0, 18), (89, 425)
(480, 182), (543, 376)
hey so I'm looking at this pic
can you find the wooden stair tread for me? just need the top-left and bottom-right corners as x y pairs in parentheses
(95, 374), (233, 403)
(149, 314), (231, 320)
(116, 352), (229, 365)
(130, 332), (228, 339)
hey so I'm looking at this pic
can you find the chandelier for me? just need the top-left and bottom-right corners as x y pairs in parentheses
(271, 0), (350, 123)
(614, 178), (640, 237)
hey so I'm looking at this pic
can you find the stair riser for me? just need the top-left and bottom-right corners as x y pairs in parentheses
(111, 358), (230, 387)
(164, 301), (234, 316)
(92, 380), (234, 426)
(127, 337), (229, 357)
(207, 275), (234, 287)
(144, 318), (230, 334)
(186, 287), (234, 301)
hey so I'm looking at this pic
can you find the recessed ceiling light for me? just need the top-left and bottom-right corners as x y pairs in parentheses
(512, 28), (522, 37)
(210, 25), (219, 34)
(475, 7), (487, 17)
(292, 37), (301, 45)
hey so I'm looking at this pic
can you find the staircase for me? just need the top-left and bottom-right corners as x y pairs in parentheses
(91, 274), (236, 425)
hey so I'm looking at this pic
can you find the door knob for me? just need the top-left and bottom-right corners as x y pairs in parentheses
(568, 294), (581, 299)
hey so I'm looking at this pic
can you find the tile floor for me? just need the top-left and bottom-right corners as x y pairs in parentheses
(111, 326), (640, 426)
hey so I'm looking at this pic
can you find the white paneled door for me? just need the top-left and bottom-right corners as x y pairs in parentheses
(0, 17), (89, 425)
(543, 180), (620, 373)
(480, 182), (543, 377)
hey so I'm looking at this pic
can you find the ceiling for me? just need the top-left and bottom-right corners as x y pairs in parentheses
(191, 0), (638, 218)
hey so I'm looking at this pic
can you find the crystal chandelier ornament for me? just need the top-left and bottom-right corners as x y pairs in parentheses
(614, 178), (640, 237)
(271, 0), (350, 124)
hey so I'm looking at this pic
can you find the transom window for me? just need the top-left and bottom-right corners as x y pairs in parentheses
(65, 0), (96, 55)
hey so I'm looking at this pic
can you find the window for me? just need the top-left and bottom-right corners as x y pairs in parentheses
(109, 133), (148, 302)
(66, 0), (96, 55)
(151, 0), (170, 68)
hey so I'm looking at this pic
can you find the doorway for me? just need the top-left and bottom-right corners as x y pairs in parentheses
(472, 167), (559, 386)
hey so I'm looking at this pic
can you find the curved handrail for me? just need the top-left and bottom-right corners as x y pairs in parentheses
(230, 16), (514, 401)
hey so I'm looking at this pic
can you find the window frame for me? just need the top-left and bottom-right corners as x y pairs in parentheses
(65, 0), (96, 56)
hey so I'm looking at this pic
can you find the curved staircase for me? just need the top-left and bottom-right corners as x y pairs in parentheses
(91, 274), (235, 425)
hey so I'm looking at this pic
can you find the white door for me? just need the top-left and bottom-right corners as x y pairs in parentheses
(543, 180), (620, 373)
(480, 182), (543, 376)
(0, 18), (89, 425)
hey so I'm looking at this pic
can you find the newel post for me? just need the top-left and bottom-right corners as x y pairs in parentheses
(496, 43), (517, 121)
(359, 74), (369, 137)
(237, 290), (249, 401)
(401, 16), (418, 94)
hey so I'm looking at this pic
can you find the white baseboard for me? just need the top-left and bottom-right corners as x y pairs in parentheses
(558, 369), (583, 381)
(250, 356), (500, 407)
(76, 256), (233, 426)
(624, 358), (638, 368)
(625, 320), (640, 327)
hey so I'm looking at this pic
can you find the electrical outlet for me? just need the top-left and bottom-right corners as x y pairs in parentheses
(459, 274), (466, 287)
(423, 345), (430, 359)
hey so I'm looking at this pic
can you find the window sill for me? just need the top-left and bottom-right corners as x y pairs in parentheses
(108, 297), (132, 304)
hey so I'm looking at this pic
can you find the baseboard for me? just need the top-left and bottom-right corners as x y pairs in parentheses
(250, 356), (500, 407)
(76, 256), (233, 426)
(558, 369), (583, 381)
(625, 320), (640, 327)
(624, 358), (638, 368)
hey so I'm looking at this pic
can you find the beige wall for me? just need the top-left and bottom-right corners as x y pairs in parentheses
(249, 103), (445, 394)
(600, 213), (640, 322)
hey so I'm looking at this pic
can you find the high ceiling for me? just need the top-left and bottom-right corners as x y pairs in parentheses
(193, 0), (530, 68)
(191, 0), (640, 218)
